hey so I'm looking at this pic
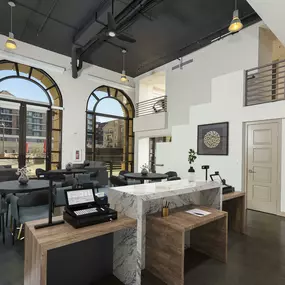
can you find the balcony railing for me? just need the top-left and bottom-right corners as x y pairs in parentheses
(136, 96), (167, 117)
(245, 59), (285, 106)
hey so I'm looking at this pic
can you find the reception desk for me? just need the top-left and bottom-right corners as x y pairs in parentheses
(108, 180), (222, 284)
(24, 216), (136, 285)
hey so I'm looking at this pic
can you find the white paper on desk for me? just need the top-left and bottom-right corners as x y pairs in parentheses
(186, 208), (211, 217)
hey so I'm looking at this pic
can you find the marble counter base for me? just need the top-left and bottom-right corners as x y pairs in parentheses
(113, 227), (137, 285)
(109, 186), (221, 285)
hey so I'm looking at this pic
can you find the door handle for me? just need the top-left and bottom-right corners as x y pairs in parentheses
(248, 169), (256, 173)
(155, 164), (164, 167)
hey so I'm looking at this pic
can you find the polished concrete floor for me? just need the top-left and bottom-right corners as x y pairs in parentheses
(0, 210), (284, 285)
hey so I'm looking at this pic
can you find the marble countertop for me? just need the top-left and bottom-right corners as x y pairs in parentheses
(110, 179), (221, 201)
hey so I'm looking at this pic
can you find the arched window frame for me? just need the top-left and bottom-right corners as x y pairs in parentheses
(86, 85), (134, 172)
(0, 60), (63, 170)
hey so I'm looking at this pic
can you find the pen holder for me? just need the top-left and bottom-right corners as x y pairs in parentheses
(162, 207), (169, 217)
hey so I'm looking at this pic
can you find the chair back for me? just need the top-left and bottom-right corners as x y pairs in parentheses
(17, 190), (49, 207)
(165, 171), (178, 178)
(76, 173), (91, 186)
(35, 168), (46, 179)
(110, 175), (128, 187)
(167, 176), (181, 181)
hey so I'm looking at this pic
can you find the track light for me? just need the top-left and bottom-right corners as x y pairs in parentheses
(120, 49), (128, 82)
(5, 1), (17, 50)
(228, 0), (243, 33)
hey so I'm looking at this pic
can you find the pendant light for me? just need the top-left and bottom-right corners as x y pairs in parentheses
(5, 1), (17, 50)
(228, 0), (243, 33)
(120, 49), (128, 82)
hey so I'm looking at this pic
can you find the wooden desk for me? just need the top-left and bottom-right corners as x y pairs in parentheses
(24, 216), (136, 285)
(222, 192), (246, 234)
(146, 206), (228, 285)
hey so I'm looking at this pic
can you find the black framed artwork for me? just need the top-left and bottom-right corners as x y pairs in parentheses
(197, 122), (229, 155)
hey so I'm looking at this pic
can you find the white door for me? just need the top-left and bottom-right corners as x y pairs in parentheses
(246, 121), (280, 214)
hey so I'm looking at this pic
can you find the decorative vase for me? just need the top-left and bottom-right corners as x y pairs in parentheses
(188, 166), (196, 182)
(18, 173), (29, 185)
(141, 168), (148, 176)
(66, 163), (73, 171)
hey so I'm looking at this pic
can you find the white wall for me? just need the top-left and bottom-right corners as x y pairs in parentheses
(247, 0), (285, 46)
(0, 35), (135, 166)
(166, 22), (261, 128)
(159, 70), (285, 213)
(138, 138), (149, 170)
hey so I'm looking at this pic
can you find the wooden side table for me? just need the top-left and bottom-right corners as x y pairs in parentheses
(222, 192), (246, 234)
(146, 206), (228, 285)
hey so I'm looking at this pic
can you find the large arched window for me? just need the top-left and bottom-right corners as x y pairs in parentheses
(86, 86), (134, 174)
(0, 60), (63, 174)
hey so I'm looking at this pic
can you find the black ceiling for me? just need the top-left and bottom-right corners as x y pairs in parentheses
(0, 0), (259, 77)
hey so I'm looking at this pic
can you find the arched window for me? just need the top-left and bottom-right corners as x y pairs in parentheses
(86, 86), (134, 173)
(0, 60), (63, 174)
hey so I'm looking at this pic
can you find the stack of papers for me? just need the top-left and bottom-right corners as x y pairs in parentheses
(186, 208), (211, 217)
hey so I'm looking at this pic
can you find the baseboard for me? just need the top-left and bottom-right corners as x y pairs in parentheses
(278, 211), (285, 217)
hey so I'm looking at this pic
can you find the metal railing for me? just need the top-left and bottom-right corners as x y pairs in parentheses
(136, 96), (167, 117)
(245, 59), (285, 106)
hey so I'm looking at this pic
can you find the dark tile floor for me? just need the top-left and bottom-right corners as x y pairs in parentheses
(0, 210), (284, 285)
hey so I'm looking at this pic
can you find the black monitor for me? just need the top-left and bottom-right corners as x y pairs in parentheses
(64, 188), (95, 208)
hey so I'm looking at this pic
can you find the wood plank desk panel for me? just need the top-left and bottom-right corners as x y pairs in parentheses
(24, 216), (136, 285)
(222, 192), (246, 233)
(146, 206), (228, 285)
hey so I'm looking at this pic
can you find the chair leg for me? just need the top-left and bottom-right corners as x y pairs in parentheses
(1, 215), (5, 244)
(17, 224), (23, 240)
(12, 219), (16, 245)
(6, 206), (9, 227)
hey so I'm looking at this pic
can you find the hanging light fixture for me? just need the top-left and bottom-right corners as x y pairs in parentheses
(120, 49), (128, 82)
(5, 1), (17, 50)
(228, 0), (243, 33)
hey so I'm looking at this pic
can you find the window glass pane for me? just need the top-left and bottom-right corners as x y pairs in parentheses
(95, 116), (125, 166)
(0, 78), (49, 104)
(86, 133), (93, 152)
(52, 130), (61, 152)
(95, 98), (125, 117)
(0, 62), (16, 78)
(52, 109), (61, 130)
(87, 95), (97, 111)
(18, 63), (30, 77)
(94, 86), (108, 98)
(51, 152), (60, 163)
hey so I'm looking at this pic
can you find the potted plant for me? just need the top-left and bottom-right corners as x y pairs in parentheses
(16, 166), (29, 185)
(188, 149), (197, 182)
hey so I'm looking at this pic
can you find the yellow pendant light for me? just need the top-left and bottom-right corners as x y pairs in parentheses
(120, 49), (128, 82)
(228, 0), (243, 33)
(5, 1), (17, 50)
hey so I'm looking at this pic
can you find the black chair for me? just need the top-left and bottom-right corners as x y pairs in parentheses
(165, 171), (178, 178)
(167, 176), (181, 181)
(110, 175), (128, 187)
(35, 168), (47, 180)
(0, 197), (7, 244)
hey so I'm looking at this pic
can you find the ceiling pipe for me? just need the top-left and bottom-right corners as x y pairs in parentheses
(80, 0), (160, 56)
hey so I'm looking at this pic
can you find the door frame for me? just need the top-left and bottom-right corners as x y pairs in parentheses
(243, 119), (282, 215)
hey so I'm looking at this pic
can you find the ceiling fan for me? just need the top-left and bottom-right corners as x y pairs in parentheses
(106, 11), (136, 43)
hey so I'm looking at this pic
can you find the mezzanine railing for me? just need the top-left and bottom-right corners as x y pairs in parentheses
(245, 59), (285, 106)
(136, 96), (167, 117)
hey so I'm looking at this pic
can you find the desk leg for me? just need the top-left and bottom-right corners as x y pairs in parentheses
(191, 215), (228, 263)
(146, 222), (184, 285)
(223, 197), (246, 234)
